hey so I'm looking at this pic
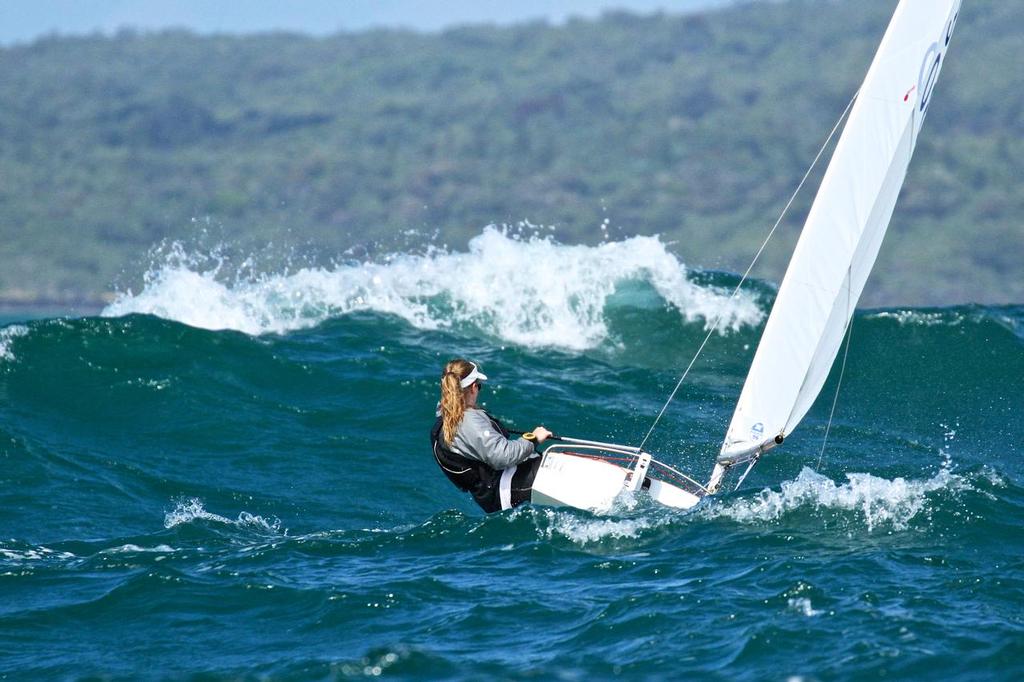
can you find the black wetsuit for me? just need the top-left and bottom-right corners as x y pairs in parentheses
(430, 412), (541, 513)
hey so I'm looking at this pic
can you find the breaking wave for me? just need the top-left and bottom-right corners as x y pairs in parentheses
(102, 227), (764, 349)
(0, 324), (29, 362)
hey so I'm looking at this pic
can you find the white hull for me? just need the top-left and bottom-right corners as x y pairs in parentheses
(531, 450), (703, 513)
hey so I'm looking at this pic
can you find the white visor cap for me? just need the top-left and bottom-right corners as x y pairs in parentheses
(460, 362), (488, 388)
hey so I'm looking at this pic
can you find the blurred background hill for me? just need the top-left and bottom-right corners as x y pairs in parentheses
(0, 0), (1020, 309)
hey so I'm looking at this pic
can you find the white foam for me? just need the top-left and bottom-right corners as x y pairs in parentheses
(704, 466), (966, 532)
(787, 597), (823, 617)
(0, 545), (75, 563)
(870, 310), (962, 327)
(0, 325), (28, 362)
(163, 498), (281, 532)
(521, 506), (663, 545)
(553, 514), (655, 544)
(102, 544), (176, 554)
(102, 227), (764, 349)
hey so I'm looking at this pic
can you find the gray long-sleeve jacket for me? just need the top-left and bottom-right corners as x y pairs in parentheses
(450, 408), (537, 470)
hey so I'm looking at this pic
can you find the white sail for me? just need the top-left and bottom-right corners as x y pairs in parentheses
(719, 0), (962, 464)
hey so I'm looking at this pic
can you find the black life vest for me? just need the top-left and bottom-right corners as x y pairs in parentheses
(430, 411), (511, 513)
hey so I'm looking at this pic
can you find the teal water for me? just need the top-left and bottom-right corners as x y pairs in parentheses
(2, 232), (1022, 680)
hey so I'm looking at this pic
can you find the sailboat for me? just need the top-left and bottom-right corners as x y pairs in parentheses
(530, 0), (963, 512)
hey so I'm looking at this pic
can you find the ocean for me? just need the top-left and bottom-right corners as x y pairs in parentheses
(2, 229), (1022, 680)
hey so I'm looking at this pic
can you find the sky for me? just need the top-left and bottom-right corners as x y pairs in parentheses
(0, 0), (739, 45)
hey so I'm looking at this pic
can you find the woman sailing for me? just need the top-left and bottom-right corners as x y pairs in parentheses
(430, 359), (551, 512)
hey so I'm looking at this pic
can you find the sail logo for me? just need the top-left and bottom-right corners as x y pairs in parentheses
(917, 1), (960, 114)
(750, 422), (764, 441)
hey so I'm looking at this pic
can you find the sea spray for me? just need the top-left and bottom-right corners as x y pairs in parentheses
(164, 498), (283, 533)
(103, 227), (763, 348)
(702, 466), (968, 531)
(0, 324), (28, 362)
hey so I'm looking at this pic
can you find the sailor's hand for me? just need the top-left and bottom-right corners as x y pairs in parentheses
(532, 426), (552, 443)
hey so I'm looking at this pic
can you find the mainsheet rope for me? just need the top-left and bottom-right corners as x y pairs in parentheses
(636, 91), (860, 454)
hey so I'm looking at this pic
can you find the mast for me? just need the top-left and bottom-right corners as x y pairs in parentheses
(709, 0), (962, 492)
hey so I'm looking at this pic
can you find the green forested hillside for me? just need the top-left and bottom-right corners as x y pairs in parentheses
(0, 0), (1021, 308)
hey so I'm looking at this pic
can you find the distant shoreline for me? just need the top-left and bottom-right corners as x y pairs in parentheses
(2, 6), (1020, 308)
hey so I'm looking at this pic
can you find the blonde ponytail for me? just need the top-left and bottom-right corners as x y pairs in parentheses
(439, 359), (475, 444)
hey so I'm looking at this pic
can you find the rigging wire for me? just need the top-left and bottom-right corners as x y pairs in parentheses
(636, 90), (860, 454)
(816, 266), (855, 471)
(816, 315), (854, 471)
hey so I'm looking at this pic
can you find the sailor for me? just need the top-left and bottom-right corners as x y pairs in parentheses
(430, 359), (551, 512)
